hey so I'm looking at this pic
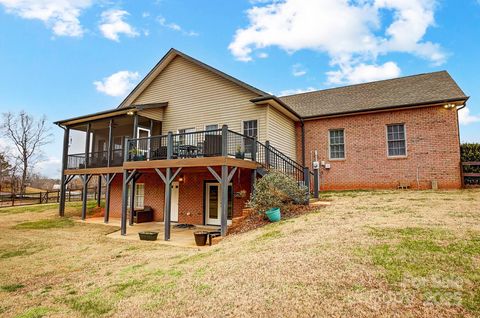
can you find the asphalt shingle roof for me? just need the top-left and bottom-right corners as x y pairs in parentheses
(279, 71), (468, 118)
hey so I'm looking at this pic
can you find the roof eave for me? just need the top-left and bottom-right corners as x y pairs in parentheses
(300, 97), (469, 120)
(250, 95), (302, 121)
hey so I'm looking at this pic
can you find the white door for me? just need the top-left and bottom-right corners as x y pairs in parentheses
(205, 183), (232, 225)
(170, 181), (179, 222)
(137, 127), (151, 159)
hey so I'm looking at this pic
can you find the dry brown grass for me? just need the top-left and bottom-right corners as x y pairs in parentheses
(0, 190), (479, 318)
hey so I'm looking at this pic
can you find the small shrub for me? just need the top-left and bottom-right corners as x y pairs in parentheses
(248, 171), (307, 214)
(461, 143), (480, 185)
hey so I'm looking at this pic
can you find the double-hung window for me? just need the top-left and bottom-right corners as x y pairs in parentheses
(387, 124), (407, 157)
(329, 129), (345, 160)
(243, 120), (258, 155)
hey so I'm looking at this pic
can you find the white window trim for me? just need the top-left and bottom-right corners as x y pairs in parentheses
(127, 183), (145, 210)
(204, 124), (220, 131)
(386, 123), (408, 158)
(328, 129), (346, 161)
(241, 119), (259, 137)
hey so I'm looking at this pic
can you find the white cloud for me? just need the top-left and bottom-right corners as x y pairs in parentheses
(229, 0), (444, 84)
(99, 9), (139, 42)
(279, 86), (316, 96)
(0, 0), (92, 37)
(326, 61), (401, 85)
(257, 52), (269, 58)
(93, 71), (140, 97)
(157, 16), (198, 36)
(292, 63), (307, 77)
(35, 156), (61, 178)
(458, 107), (480, 125)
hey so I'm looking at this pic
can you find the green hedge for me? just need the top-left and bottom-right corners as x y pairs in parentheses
(461, 143), (480, 185)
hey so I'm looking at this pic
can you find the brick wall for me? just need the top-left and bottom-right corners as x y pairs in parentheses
(297, 106), (462, 190)
(108, 167), (252, 223)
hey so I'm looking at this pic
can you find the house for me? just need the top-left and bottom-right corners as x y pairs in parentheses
(55, 48), (468, 240)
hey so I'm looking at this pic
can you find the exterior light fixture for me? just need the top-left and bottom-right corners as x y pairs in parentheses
(126, 109), (136, 116)
(443, 103), (456, 109)
(179, 176), (184, 183)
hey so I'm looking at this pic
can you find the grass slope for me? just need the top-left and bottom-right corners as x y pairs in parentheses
(0, 190), (478, 317)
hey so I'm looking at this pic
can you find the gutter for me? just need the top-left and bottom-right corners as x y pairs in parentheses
(300, 96), (470, 121)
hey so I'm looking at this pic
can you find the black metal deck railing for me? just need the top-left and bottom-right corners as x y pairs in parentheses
(66, 125), (308, 186)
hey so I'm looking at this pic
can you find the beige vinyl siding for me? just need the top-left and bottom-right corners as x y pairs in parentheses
(266, 105), (297, 160)
(131, 56), (267, 142)
(138, 108), (164, 122)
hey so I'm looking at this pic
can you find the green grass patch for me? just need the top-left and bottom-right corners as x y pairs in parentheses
(13, 218), (74, 230)
(256, 229), (283, 241)
(1, 283), (24, 292)
(176, 251), (213, 265)
(65, 288), (113, 317)
(361, 226), (480, 312)
(14, 307), (49, 318)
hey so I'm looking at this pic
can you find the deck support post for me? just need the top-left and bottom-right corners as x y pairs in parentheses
(303, 167), (310, 205)
(81, 174), (92, 220)
(120, 169), (137, 235)
(220, 165), (228, 236)
(129, 172), (142, 226)
(59, 126), (70, 217)
(121, 171), (128, 235)
(104, 173), (116, 223)
(313, 167), (319, 199)
(207, 166), (237, 237)
(96, 175), (102, 207)
(154, 166), (182, 241)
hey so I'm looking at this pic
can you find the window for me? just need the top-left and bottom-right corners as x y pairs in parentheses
(127, 183), (144, 209)
(329, 129), (345, 159)
(243, 120), (258, 138)
(178, 128), (195, 145)
(387, 124), (406, 157)
(205, 124), (218, 131)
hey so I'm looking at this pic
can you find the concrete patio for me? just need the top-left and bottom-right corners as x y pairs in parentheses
(80, 217), (221, 248)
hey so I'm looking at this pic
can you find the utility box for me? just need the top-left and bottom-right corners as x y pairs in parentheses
(312, 161), (320, 169)
(431, 180), (438, 190)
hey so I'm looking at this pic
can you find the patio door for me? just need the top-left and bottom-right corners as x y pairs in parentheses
(205, 183), (233, 225)
(170, 182), (179, 222)
(137, 127), (151, 159)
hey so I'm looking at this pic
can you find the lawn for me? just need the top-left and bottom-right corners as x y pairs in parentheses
(0, 190), (479, 317)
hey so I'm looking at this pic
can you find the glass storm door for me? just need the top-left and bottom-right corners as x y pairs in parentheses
(205, 183), (233, 225)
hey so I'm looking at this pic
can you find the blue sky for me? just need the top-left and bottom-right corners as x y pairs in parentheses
(0, 0), (479, 178)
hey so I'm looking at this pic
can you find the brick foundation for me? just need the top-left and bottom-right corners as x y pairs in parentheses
(108, 167), (252, 224)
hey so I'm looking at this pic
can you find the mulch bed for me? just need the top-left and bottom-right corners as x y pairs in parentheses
(228, 204), (320, 235)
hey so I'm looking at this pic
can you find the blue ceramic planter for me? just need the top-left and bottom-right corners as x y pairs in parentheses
(266, 208), (281, 222)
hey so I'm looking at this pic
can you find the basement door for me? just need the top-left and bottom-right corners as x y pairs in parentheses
(205, 182), (233, 226)
(170, 182), (179, 222)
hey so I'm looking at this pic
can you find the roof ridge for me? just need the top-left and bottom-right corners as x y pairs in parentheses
(279, 70), (449, 98)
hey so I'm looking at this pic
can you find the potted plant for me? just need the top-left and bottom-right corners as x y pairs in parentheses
(129, 148), (145, 161)
(235, 145), (245, 159)
(138, 231), (159, 241)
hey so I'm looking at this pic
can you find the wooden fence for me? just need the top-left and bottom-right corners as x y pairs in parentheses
(0, 187), (103, 208)
(462, 162), (480, 187)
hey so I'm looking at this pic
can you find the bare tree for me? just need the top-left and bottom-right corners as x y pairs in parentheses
(1, 111), (52, 194)
(0, 151), (12, 193)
